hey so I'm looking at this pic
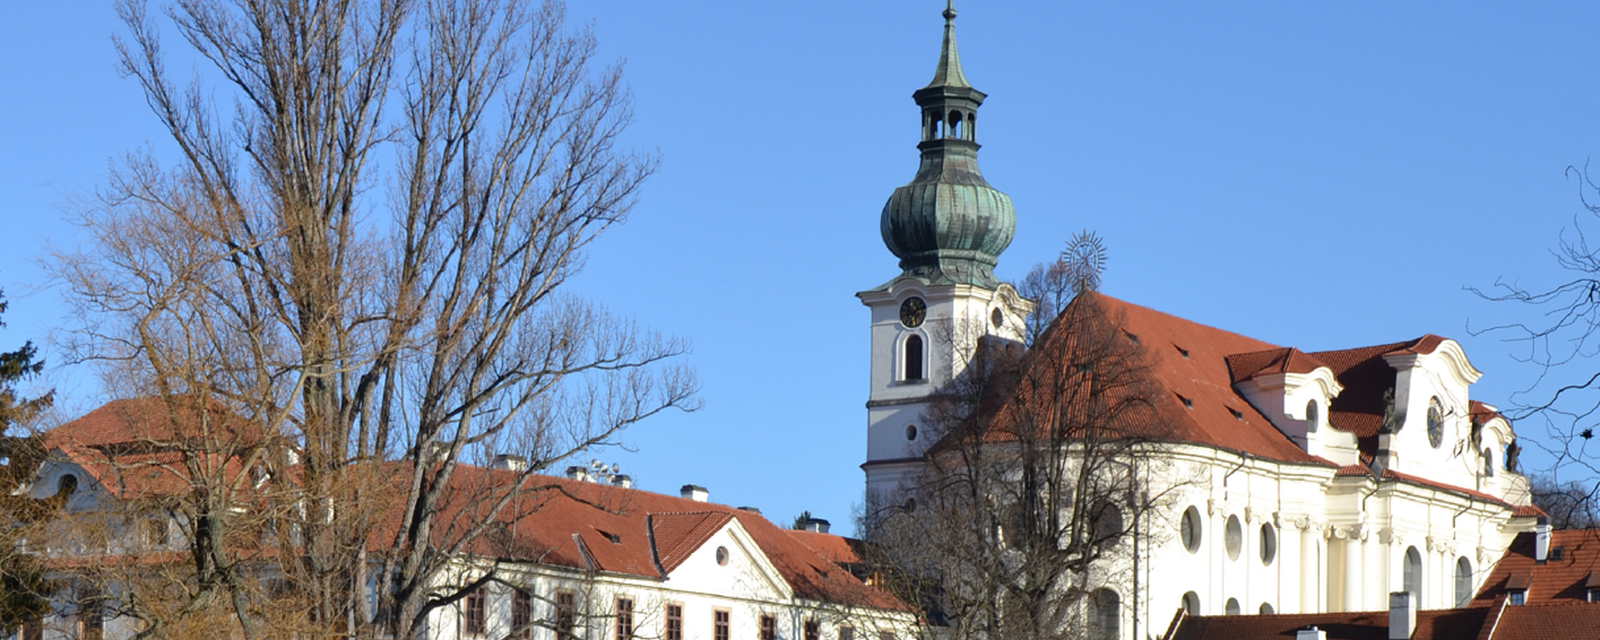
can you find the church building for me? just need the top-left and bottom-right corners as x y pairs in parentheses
(858, 4), (1541, 638)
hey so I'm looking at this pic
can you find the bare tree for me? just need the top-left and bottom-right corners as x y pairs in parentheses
(864, 290), (1182, 640)
(1530, 475), (1600, 529)
(1470, 163), (1600, 522)
(48, 1), (696, 638)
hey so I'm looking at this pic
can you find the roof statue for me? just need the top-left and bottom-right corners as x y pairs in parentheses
(878, 0), (1016, 289)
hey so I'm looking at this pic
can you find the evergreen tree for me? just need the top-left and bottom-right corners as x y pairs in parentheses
(0, 288), (55, 629)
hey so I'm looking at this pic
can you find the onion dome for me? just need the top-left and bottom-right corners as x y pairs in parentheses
(879, 1), (1016, 289)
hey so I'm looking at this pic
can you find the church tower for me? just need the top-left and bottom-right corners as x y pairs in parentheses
(859, 2), (1030, 502)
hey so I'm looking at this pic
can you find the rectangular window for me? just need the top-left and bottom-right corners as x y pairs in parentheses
(615, 598), (634, 640)
(838, 627), (853, 640)
(759, 615), (775, 640)
(713, 610), (730, 640)
(665, 604), (684, 640)
(555, 591), (577, 640)
(1588, 588), (1600, 604)
(80, 586), (103, 640)
(464, 588), (487, 636)
(512, 590), (532, 640)
(803, 619), (819, 640)
(1509, 590), (1526, 606)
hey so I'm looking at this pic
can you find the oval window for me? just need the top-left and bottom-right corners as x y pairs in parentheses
(1259, 523), (1277, 566)
(1181, 506), (1203, 553)
(715, 546), (729, 566)
(905, 424), (918, 441)
(991, 307), (1004, 328)
(1427, 397), (1445, 449)
(1225, 515), (1243, 561)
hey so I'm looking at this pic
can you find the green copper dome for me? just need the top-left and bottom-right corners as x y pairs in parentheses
(879, 1), (1015, 289)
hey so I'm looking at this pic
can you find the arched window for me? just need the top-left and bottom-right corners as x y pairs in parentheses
(1404, 546), (1423, 602)
(948, 110), (964, 139)
(1225, 598), (1241, 616)
(904, 334), (924, 381)
(57, 474), (78, 500)
(1181, 592), (1201, 615)
(1259, 602), (1275, 615)
(1455, 557), (1473, 608)
(1483, 448), (1495, 478)
(1090, 590), (1119, 640)
(1306, 400), (1320, 433)
(1092, 500), (1124, 547)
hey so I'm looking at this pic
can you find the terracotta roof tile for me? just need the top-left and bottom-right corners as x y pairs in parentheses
(1166, 606), (1493, 640)
(1476, 529), (1600, 606)
(651, 511), (734, 572)
(1225, 347), (1332, 383)
(1308, 335), (1451, 456)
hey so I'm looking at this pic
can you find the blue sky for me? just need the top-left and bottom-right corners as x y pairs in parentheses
(4, 2), (1600, 533)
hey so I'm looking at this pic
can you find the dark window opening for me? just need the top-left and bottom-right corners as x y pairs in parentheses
(666, 604), (684, 640)
(904, 335), (924, 381)
(513, 590), (532, 640)
(464, 588), (486, 636)
(804, 620), (820, 640)
(615, 597), (633, 640)
(555, 591), (577, 640)
(759, 614), (776, 640)
(714, 610), (731, 640)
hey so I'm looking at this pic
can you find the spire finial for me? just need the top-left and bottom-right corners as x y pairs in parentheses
(927, 0), (970, 89)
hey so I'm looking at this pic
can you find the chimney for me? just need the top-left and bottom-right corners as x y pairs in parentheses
(737, 506), (762, 515)
(566, 466), (589, 482)
(1388, 592), (1415, 640)
(1535, 515), (1551, 563)
(492, 454), (528, 473)
(803, 518), (831, 534)
(680, 484), (708, 502)
(611, 474), (633, 489)
(1296, 628), (1327, 640)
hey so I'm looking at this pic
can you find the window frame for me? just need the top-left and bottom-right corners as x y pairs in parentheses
(512, 589), (532, 640)
(555, 590), (578, 640)
(759, 614), (776, 640)
(463, 587), (487, 637)
(663, 602), (684, 640)
(713, 609), (731, 640)
(615, 597), (634, 640)
(803, 619), (820, 640)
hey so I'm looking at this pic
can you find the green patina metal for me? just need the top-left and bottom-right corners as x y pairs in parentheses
(878, 0), (1016, 290)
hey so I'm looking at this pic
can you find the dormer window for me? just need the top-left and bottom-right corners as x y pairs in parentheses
(1508, 589), (1526, 605)
(1427, 397), (1445, 449)
(1306, 400), (1320, 433)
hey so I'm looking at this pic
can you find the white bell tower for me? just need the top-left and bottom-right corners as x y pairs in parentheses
(859, 2), (1030, 506)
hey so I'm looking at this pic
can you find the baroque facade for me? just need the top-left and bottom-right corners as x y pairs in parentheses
(858, 4), (1540, 638)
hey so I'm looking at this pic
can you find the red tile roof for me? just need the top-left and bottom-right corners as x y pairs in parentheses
(45, 396), (266, 452)
(1226, 347), (1332, 383)
(1307, 336), (1449, 455)
(971, 293), (1325, 464)
(1165, 606), (1495, 640)
(368, 464), (906, 611)
(1475, 529), (1600, 606)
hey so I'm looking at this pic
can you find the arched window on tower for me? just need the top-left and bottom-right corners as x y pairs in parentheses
(948, 110), (964, 139)
(904, 335), (925, 381)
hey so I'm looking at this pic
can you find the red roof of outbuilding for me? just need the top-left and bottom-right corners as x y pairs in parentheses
(1475, 529), (1600, 606)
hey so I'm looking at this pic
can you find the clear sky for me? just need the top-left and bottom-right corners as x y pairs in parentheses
(4, 2), (1600, 534)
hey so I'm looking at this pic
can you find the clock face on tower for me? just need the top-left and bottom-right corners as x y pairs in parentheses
(900, 297), (927, 328)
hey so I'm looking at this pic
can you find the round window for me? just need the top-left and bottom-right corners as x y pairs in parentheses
(1259, 523), (1277, 566)
(715, 546), (729, 566)
(1180, 506), (1203, 553)
(1225, 515), (1243, 561)
(990, 307), (1004, 328)
(1427, 397), (1445, 449)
